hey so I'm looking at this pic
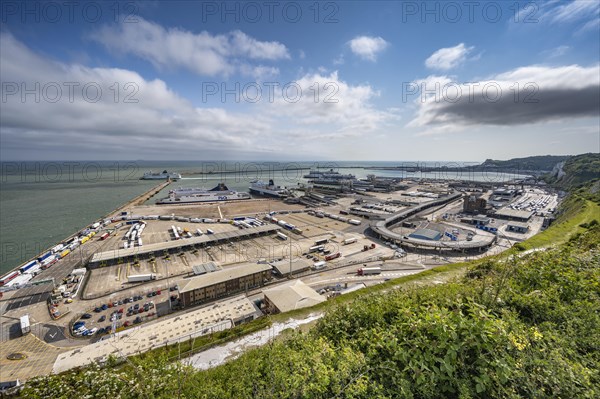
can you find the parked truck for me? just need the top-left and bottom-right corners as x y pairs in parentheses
(127, 274), (156, 283)
(325, 252), (341, 261)
(343, 238), (357, 245)
(357, 266), (381, 276)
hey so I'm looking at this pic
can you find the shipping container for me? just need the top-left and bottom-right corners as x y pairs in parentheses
(276, 232), (288, 240)
(37, 251), (53, 262)
(19, 260), (38, 274)
(127, 274), (156, 283)
(0, 270), (20, 286)
(51, 243), (65, 253)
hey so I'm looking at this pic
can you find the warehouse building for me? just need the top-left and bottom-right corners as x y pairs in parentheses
(507, 222), (530, 234)
(270, 258), (312, 277)
(179, 263), (272, 308)
(463, 195), (488, 214)
(408, 228), (442, 241)
(492, 208), (534, 222)
(263, 280), (325, 313)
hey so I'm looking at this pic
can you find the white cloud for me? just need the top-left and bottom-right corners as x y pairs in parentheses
(91, 17), (289, 77)
(347, 36), (389, 61)
(546, 0), (600, 24)
(425, 43), (474, 71)
(0, 33), (396, 159)
(542, 45), (570, 58)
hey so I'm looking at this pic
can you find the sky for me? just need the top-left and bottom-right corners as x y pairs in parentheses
(0, 0), (599, 162)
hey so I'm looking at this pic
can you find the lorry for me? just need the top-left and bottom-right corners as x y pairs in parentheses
(325, 252), (341, 261)
(343, 238), (357, 245)
(362, 243), (376, 251)
(313, 261), (327, 270)
(99, 232), (110, 240)
(127, 274), (157, 283)
(20, 315), (30, 335)
(276, 232), (288, 240)
(357, 266), (381, 276)
(348, 219), (361, 225)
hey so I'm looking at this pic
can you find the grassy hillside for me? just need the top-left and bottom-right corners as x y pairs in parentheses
(545, 153), (600, 203)
(479, 155), (570, 171)
(20, 193), (600, 398)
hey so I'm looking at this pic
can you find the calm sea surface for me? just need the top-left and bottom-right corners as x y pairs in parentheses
(0, 161), (528, 274)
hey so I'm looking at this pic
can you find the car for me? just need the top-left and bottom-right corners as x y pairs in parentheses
(94, 307), (101, 313)
(134, 316), (142, 324)
(123, 321), (131, 327)
(117, 308), (124, 314)
(169, 286), (178, 292)
(84, 328), (98, 336)
(117, 300), (123, 305)
(99, 315), (106, 322)
(134, 304), (140, 310)
(96, 327), (105, 335)
(107, 303), (113, 308)
(147, 292), (153, 298)
(126, 311), (133, 317)
(101, 304), (108, 310)
(117, 314), (122, 320)
(156, 290), (161, 295)
(138, 308), (144, 313)
(65, 298), (73, 304)
(170, 295), (178, 301)
(128, 297), (134, 302)
(73, 322), (85, 329)
(81, 313), (92, 319)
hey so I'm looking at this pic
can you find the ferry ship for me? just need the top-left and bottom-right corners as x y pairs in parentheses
(140, 170), (181, 180)
(249, 179), (289, 198)
(157, 183), (250, 204)
(303, 169), (355, 180)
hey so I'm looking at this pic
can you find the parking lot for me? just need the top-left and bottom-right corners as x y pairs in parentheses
(70, 288), (179, 341)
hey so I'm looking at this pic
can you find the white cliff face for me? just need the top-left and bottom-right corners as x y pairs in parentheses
(551, 161), (566, 180)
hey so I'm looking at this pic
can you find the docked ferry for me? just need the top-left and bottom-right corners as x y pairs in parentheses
(140, 170), (181, 180)
(157, 183), (250, 204)
(249, 179), (289, 198)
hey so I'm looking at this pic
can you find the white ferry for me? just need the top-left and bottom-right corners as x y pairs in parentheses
(140, 170), (181, 180)
(249, 179), (289, 198)
(157, 183), (250, 204)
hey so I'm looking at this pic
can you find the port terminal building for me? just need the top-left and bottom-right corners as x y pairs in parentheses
(179, 263), (272, 308)
(88, 225), (281, 268)
(263, 280), (325, 313)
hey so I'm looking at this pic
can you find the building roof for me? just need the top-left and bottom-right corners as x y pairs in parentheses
(90, 224), (281, 263)
(263, 280), (325, 312)
(494, 208), (534, 220)
(507, 221), (529, 229)
(53, 295), (258, 374)
(192, 261), (219, 275)
(180, 263), (272, 294)
(409, 228), (442, 241)
(270, 258), (312, 275)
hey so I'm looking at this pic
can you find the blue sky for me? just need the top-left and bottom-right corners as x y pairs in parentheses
(1, 0), (598, 161)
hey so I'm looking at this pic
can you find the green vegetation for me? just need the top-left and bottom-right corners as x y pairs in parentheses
(21, 195), (599, 398)
(479, 155), (569, 171)
(19, 167), (600, 398)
